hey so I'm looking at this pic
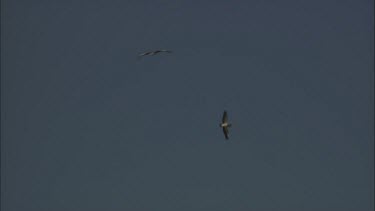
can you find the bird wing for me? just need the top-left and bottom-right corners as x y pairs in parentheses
(223, 127), (229, 139)
(222, 111), (228, 123)
(138, 52), (151, 57)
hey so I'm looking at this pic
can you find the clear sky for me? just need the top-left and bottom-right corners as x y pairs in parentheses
(1, 0), (374, 210)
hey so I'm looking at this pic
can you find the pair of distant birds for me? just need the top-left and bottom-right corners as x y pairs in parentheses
(138, 50), (232, 140)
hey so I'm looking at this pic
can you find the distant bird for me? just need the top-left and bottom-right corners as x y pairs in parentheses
(138, 50), (172, 58)
(220, 110), (232, 140)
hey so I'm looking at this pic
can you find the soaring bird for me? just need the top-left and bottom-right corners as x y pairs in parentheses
(138, 50), (172, 58)
(220, 110), (232, 140)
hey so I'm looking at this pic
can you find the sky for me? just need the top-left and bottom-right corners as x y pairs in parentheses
(1, 0), (374, 210)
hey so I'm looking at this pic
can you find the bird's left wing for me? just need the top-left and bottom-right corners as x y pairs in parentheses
(222, 111), (228, 123)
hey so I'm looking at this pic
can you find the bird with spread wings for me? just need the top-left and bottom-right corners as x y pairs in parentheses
(220, 110), (232, 140)
(138, 50), (172, 58)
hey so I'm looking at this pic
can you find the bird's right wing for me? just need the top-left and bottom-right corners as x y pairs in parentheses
(223, 127), (229, 139)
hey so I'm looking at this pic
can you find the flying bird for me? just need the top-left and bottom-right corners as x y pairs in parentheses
(220, 110), (232, 140)
(138, 50), (172, 58)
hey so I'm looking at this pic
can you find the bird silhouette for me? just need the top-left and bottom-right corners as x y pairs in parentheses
(220, 110), (232, 140)
(138, 50), (172, 58)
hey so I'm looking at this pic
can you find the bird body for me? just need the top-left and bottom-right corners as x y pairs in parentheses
(220, 122), (231, 127)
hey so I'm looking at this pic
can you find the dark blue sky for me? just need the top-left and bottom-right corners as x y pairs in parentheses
(1, 0), (374, 210)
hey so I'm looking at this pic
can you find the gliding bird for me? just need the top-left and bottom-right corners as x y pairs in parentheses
(220, 110), (232, 140)
(138, 50), (172, 58)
